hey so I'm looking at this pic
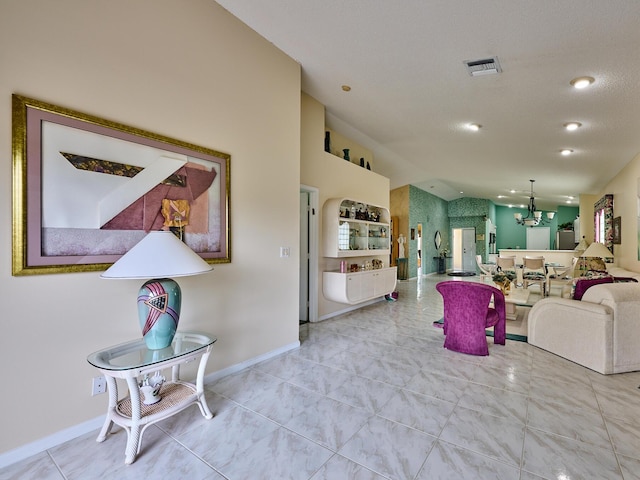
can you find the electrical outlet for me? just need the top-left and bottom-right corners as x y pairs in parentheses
(92, 375), (106, 396)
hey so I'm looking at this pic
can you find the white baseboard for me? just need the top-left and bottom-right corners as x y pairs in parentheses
(0, 340), (300, 470)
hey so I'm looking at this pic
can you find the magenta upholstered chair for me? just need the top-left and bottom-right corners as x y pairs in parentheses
(436, 281), (506, 355)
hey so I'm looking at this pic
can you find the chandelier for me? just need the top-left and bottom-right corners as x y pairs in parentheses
(514, 180), (555, 226)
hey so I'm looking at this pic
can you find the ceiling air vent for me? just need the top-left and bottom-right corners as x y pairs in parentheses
(464, 56), (501, 76)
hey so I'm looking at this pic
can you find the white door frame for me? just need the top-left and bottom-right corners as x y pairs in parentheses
(300, 185), (319, 322)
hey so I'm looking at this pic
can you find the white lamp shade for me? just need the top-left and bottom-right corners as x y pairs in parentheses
(546, 212), (555, 219)
(101, 231), (213, 279)
(582, 242), (613, 259)
(534, 211), (542, 219)
(524, 218), (538, 226)
(514, 213), (522, 221)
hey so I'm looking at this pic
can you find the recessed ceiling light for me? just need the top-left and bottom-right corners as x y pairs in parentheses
(509, 189), (516, 194)
(561, 149), (574, 156)
(468, 123), (482, 131)
(570, 76), (595, 89)
(341, 85), (351, 92)
(497, 195), (506, 199)
(564, 122), (582, 131)
(508, 204), (513, 208)
(566, 199), (572, 204)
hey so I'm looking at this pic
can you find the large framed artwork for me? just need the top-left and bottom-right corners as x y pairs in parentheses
(12, 94), (230, 276)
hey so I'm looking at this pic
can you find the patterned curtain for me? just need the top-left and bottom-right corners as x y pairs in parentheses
(594, 194), (614, 251)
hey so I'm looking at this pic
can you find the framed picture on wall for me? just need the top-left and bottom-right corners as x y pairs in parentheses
(12, 94), (231, 275)
(613, 216), (621, 244)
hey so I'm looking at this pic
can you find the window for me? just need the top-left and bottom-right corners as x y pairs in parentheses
(594, 194), (614, 249)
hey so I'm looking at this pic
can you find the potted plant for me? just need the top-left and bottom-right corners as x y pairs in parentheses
(558, 221), (573, 231)
(492, 270), (516, 294)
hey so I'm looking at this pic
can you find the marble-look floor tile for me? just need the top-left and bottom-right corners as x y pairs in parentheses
(439, 406), (525, 467)
(420, 354), (480, 381)
(291, 340), (348, 363)
(243, 381), (323, 425)
(0, 452), (64, 480)
(469, 363), (531, 394)
(377, 389), (455, 436)
(208, 368), (283, 404)
(593, 384), (640, 423)
(309, 454), (388, 480)
(326, 373), (399, 413)
(522, 427), (622, 479)
(284, 395), (371, 450)
(157, 391), (235, 438)
(252, 352), (316, 380)
(50, 426), (216, 480)
(416, 440), (520, 480)
(526, 396), (611, 448)
(216, 427), (333, 480)
(618, 454), (640, 480)
(405, 369), (470, 403)
(457, 382), (528, 424)
(528, 374), (600, 411)
(603, 415), (640, 459)
(339, 415), (436, 480)
(178, 404), (280, 468)
(287, 362), (353, 395)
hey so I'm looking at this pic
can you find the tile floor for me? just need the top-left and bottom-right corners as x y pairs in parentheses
(3, 274), (640, 479)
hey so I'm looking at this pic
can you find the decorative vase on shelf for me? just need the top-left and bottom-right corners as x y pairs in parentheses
(366, 161), (371, 170)
(343, 148), (350, 161)
(324, 131), (331, 153)
(360, 157), (365, 167)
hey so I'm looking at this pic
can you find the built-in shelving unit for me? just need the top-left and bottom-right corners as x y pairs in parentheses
(323, 268), (396, 304)
(323, 198), (391, 258)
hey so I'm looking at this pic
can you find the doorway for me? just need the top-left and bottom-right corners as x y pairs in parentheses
(452, 227), (476, 273)
(299, 186), (318, 323)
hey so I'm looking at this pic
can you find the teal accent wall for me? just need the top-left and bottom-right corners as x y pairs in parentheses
(495, 205), (579, 250)
(448, 198), (492, 266)
(408, 186), (449, 277)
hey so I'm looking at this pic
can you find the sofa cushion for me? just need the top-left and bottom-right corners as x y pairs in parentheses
(573, 276), (614, 300)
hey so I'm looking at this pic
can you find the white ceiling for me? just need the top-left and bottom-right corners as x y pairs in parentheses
(215, 0), (640, 210)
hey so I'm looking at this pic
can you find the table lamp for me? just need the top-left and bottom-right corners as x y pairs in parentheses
(582, 242), (614, 261)
(101, 230), (213, 349)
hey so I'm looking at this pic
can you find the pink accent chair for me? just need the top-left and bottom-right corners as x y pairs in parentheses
(436, 281), (506, 355)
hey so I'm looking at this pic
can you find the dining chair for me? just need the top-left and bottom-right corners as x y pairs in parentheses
(435, 281), (506, 356)
(496, 256), (516, 272)
(522, 256), (547, 296)
(547, 257), (578, 297)
(475, 255), (497, 283)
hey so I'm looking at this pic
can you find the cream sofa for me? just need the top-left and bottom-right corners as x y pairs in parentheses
(528, 267), (640, 374)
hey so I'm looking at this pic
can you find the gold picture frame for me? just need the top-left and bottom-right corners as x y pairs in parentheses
(12, 94), (231, 275)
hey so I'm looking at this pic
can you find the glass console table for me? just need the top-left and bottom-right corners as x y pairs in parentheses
(87, 331), (216, 464)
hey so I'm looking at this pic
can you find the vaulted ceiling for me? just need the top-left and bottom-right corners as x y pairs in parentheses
(215, 0), (640, 210)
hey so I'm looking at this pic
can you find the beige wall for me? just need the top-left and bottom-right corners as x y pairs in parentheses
(0, 0), (300, 454)
(390, 185), (410, 263)
(300, 93), (390, 319)
(592, 152), (640, 271)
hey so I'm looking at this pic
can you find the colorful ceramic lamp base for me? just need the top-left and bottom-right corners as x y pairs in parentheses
(137, 278), (182, 349)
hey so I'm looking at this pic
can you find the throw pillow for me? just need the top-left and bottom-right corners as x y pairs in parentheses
(572, 276), (614, 300)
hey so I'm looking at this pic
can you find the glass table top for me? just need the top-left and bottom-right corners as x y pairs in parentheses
(87, 331), (216, 371)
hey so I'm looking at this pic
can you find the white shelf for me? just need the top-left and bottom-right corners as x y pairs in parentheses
(323, 198), (391, 258)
